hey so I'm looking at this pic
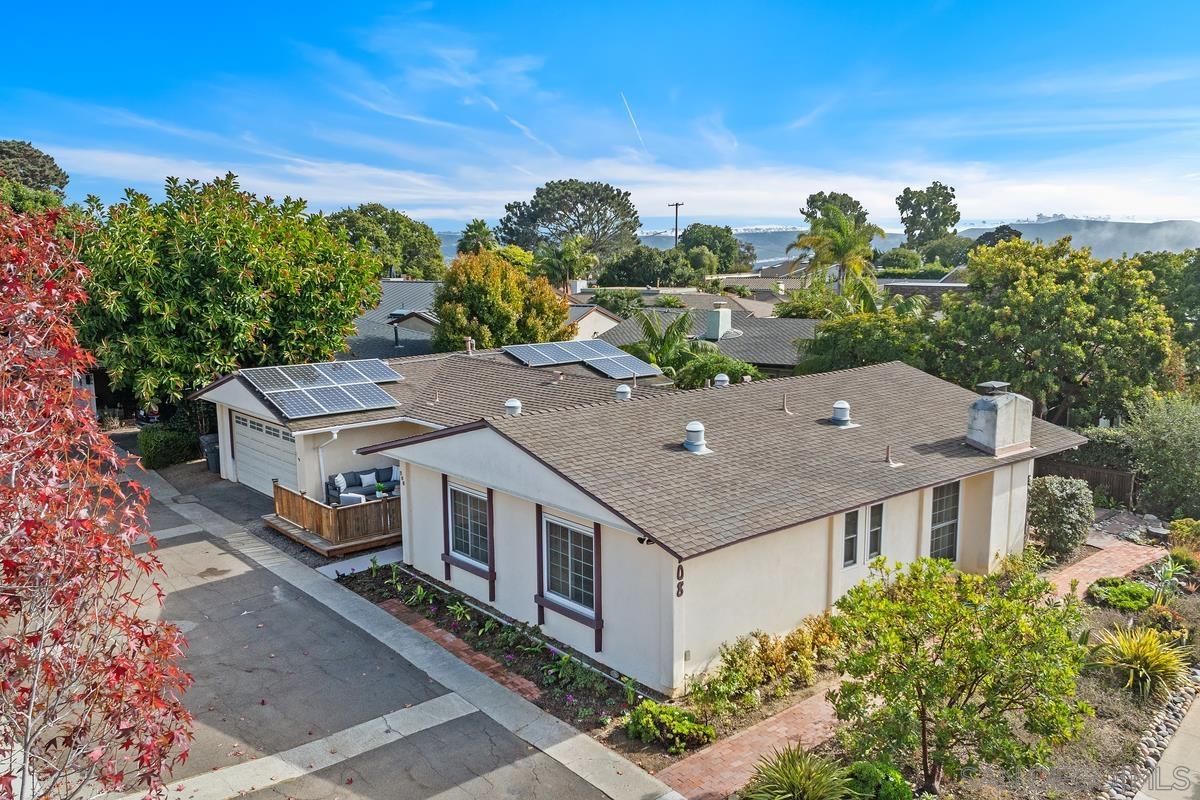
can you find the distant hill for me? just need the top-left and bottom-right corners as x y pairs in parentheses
(437, 218), (1200, 267)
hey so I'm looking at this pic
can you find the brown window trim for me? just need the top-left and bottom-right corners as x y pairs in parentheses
(535, 504), (545, 625)
(534, 520), (604, 652)
(440, 552), (495, 581)
(534, 594), (603, 631)
(441, 474), (451, 580)
(442, 479), (496, 600)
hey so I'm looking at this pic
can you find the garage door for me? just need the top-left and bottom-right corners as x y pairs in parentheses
(232, 413), (298, 496)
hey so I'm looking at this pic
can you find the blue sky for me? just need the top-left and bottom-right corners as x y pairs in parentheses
(7, 1), (1200, 231)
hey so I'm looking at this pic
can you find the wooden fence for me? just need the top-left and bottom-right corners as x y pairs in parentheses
(272, 481), (401, 544)
(1034, 459), (1135, 508)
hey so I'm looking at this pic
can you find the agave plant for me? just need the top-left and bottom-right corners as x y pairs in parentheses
(742, 745), (856, 800)
(1150, 556), (1192, 605)
(1090, 625), (1190, 699)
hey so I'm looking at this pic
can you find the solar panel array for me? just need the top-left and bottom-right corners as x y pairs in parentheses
(240, 359), (403, 420)
(502, 341), (660, 380)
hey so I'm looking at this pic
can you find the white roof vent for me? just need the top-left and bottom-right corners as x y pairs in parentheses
(504, 398), (522, 417)
(713, 373), (730, 388)
(614, 384), (632, 401)
(831, 400), (858, 428)
(683, 420), (711, 454)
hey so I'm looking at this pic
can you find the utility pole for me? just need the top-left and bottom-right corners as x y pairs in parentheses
(667, 202), (684, 247)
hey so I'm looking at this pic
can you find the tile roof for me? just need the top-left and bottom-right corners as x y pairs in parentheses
(480, 361), (1085, 559)
(598, 308), (818, 367)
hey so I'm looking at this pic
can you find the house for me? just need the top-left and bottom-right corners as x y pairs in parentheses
(189, 345), (667, 501)
(599, 304), (819, 376)
(570, 287), (765, 316)
(568, 304), (622, 339)
(877, 280), (969, 311)
(343, 279), (441, 360)
(358, 363), (1084, 695)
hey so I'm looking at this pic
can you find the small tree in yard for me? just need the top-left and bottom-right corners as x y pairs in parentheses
(1027, 476), (1094, 559)
(1, 205), (192, 797)
(1125, 395), (1200, 519)
(829, 557), (1090, 794)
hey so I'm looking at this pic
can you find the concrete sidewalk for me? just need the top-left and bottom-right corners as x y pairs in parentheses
(1137, 694), (1200, 800)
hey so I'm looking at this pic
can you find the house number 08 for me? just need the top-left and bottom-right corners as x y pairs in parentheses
(676, 564), (684, 597)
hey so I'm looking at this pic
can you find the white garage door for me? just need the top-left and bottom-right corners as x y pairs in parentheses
(232, 413), (298, 496)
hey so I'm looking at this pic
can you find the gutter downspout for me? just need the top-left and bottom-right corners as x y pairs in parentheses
(317, 430), (339, 487)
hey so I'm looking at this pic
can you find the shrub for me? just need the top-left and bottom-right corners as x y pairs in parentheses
(1138, 604), (1190, 639)
(625, 700), (715, 754)
(847, 760), (913, 800)
(1125, 396), (1200, 519)
(874, 265), (953, 280)
(1027, 476), (1094, 559)
(1170, 519), (1200, 552)
(1055, 426), (1134, 471)
(742, 745), (855, 800)
(803, 611), (840, 662)
(1086, 577), (1155, 613)
(137, 425), (195, 469)
(673, 350), (762, 390)
(724, 283), (752, 298)
(875, 247), (923, 271)
(1169, 546), (1200, 576)
(1092, 626), (1190, 699)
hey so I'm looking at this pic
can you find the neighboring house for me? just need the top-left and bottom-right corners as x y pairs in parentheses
(189, 347), (666, 500)
(877, 280), (969, 311)
(343, 279), (441, 360)
(599, 304), (818, 375)
(359, 362), (1084, 695)
(568, 304), (622, 339)
(570, 287), (756, 315)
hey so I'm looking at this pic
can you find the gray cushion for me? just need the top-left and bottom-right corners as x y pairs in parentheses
(338, 492), (365, 506)
(337, 472), (360, 488)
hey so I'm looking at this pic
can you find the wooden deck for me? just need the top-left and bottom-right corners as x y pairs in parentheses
(262, 513), (402, 557)
(267, 480), (402, 556)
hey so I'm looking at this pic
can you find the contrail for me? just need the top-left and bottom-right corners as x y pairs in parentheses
(620, 91), (649, 155)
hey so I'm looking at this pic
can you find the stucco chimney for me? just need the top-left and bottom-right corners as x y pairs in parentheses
(706, 302), (731, 341)
(683, 420), (711, 454)
(614, 384), (632, 401)
(504, 398), (522, 417)
(966, 382), (1033, 456)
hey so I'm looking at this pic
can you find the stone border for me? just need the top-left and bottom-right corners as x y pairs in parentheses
(1098, 668), (1200, 800)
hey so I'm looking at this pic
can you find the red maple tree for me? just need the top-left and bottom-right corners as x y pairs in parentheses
(0, 204), (193, 799)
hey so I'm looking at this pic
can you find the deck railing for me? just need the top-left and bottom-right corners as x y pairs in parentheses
(272, 481), (401, 544)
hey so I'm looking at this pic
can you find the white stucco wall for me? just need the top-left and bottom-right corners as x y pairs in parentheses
(571, 310), (620, 340)
(293, 420), (430, 497)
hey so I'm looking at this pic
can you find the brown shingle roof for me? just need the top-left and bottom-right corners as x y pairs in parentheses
(472, 362), (1084, 559)
(599, 308), (818, 367)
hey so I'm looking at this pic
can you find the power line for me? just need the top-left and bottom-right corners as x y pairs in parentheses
(667, 202), (684, 247)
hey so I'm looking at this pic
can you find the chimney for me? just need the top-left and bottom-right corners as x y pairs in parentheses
(464, 336), (475, 355)
(614, 384), (632, 401)
(966, 382), (1033, 456)
(504, 398), (522, 417)
(713, 373), (730, 388)
(706, 302), (731, 341)
(683, 421), (711, 454)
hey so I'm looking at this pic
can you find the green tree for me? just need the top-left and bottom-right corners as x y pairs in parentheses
(592, 287), (643, 318)
(786, 206), (884, 289)
(0, 176), (63, 214)
(327, 202), (444, 279)
(829, 557), (1091, 794)
(0, 140), (68, 195)
(655, 294), (686, 308)
(919, 234), (974, 267)
(431, 251), (573, 351)
(619, 308), (714, 377)
(973, 224), (1022, 249)
(77, 174), (382, 403)
(674, 350), (762, 389)
(677, 223), (754, 273)
(495, 243), (534, 271)
(458, 218), (498, 254)
(497, 179), (640, 262)
(1125, 395), (1200, 519)
(776, 276), (842, 319)
(801, 190), (868, 228)
(797, 311), (932, 374)
(875, 247), (922, 270)
(1140, 249), (1200, 372)
(533, 234), (598, 295)
(896, 181), (960, 249)
(598, 245), (697, 287)
(937, 238), (1176, 423)
(685, 245), (720, 275)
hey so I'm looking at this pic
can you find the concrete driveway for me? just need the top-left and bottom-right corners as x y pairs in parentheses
(127, 465), (676, 800)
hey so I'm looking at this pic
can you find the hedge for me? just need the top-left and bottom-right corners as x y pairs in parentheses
(1054, 426), (1134, 472)
(874, 265), (954, 280)
(138, 425), (197, 470)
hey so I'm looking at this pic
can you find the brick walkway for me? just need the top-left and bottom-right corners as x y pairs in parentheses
(1049, 541), (1165, 597)
(377, 598), (542, 701)
(655, 687), (838, 800)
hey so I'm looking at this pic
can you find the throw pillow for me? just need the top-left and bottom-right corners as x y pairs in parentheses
(391, 465), (400, 482)
(334, 473), (347, 492)
(358, 471), (378, 490)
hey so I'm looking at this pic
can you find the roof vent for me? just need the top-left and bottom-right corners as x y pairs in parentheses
(832, 400), (854, 427)
(464, 336), (475, 355)
(683, 420), (711, 454)
(504, 398), (522, 417)
(614, 384), (632, 401)
(713, 373), (730, 388)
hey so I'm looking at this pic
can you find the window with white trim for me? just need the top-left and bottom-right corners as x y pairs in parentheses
(868, 503), (884, 559)
(545, 518), (595, 612)
(930, 482), (960, 561)
(448, 485), (489, 566)
(843, 509), (859, 567)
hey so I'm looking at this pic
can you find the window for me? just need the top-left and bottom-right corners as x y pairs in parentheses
(545, 518), (595, 612)
(868, 503), (884, 559)
(930, 482), (960, 561)
(843, 509), (859, 567)
(449, 486), (489, 566)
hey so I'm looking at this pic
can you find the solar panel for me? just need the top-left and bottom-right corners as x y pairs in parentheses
(502, 344), (557, 367)
(241, 366), (297, 394)
(279, 363), (334, 389)
(344, 359), (403, 383)
(306, 385), (361, 413)
(342, 382), (398, 410)
(576, 339), (625, 358)
(269, 389), (326, 419)
(315, 361), (369, 384)
(585, 354), (661, 380)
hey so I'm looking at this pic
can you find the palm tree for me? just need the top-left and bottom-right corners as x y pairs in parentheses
(457, 218), (498, 255)
(620, 308), (715, 377)
(827, 274), (929, 319)
(534, 235), (598, 296)
(785, 205), (884, 291)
